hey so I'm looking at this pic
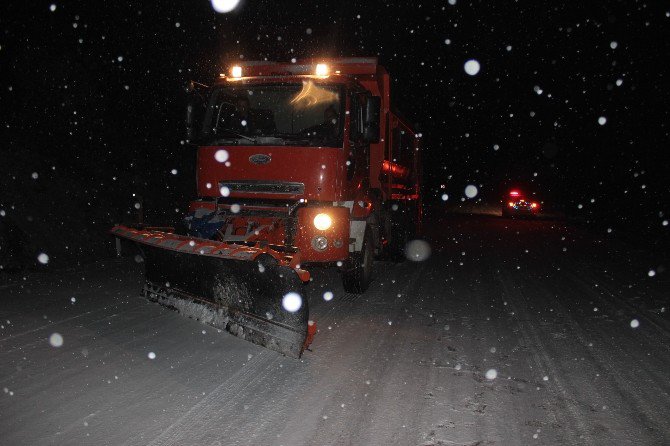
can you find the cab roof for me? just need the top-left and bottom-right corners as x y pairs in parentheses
(223, 57), (381, 78)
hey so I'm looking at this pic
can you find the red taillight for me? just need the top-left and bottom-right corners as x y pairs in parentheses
(531, 202), (538, 208)
(510, 190), (520, 197)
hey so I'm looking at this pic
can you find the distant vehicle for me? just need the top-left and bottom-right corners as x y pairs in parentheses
(502, 189), (539, 217)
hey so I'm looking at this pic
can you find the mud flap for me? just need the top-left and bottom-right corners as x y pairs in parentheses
(112, 226), (309, 358)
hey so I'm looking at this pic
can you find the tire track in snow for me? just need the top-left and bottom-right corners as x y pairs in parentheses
(567, 262), (670, 345)
(0, 301), (131, 344)
(538, 265), (670, 437)
(144, 351), (279, 446)
(277, 263), (427, 446)
(498, 271), (593, 445)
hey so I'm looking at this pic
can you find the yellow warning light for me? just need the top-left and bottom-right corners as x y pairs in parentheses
(231, 66), (243, 78)
(315, 63), (329, 76)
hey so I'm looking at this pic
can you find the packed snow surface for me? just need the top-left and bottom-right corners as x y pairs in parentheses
(1, 213), (669, 445)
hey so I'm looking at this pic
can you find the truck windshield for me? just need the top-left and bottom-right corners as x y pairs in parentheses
(199, 81), (344, 147)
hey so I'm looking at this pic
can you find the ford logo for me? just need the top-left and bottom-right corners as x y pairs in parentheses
(249, 154), (271, 165)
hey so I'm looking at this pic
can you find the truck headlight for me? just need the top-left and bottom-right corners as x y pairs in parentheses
(313, 213), (332, 231)
(315, 63), (329, 76)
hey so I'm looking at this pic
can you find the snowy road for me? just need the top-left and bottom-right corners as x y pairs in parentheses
(1, 213), (669, 445)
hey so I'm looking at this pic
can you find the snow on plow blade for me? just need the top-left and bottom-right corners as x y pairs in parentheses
(111, 225), (310, 358)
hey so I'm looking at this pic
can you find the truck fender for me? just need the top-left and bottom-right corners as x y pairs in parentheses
(349, 214), (379, 253)
(349, 219), (366, 252)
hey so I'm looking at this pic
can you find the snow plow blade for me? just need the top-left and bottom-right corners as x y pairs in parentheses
(111, 225), (311, 358)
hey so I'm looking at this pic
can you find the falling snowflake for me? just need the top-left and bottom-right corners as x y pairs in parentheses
(323, 291), (334, 301)
(37, 253), (49, 264)
(214, 149), (229, 163)
(598, 116), (607, 125)
(464, 184), (478, 198)
(463, 59), (480, 76)
(211, 0), (240, 13)
(405, 240), (431, 262)
(282, 292), (302, 312)
(630, 319), (640, 328)
(49, 333), (63, 347)
(485, 369), (497, 380)
(148, 352), (156, 359)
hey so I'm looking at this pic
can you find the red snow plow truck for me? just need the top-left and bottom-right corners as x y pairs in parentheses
(112, 58), (422, 358)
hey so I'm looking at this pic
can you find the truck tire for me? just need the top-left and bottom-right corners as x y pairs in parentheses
(342, 228), (373, 294)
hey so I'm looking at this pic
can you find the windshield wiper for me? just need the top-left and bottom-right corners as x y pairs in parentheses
(270, 133), (315, 144)
(213, 129), (256, 143)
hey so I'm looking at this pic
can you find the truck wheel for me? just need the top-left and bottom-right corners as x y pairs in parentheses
(342, 228), (373, 294)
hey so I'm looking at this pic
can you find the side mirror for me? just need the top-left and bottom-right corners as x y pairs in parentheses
(363, 96), (381, 143)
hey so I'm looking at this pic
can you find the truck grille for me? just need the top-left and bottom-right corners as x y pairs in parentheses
(218, 180), (305, 195)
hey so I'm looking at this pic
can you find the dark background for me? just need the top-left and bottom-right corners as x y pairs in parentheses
(2, 0), (669, 267)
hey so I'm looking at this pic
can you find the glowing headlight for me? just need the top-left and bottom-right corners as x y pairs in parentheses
(231, 65), (242, 78)
(313, 213), (332, 231)
(315, 63), (329, 76)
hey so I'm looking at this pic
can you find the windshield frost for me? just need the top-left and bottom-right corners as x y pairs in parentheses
(200, 81), (344, 147)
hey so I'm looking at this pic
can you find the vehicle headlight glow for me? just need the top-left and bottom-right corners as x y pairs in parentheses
(313, 213), (332, 231)
(231, 65), (242, 78)
(315, 63), (329, 76)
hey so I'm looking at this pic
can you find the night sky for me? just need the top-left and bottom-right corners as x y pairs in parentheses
(2, 0), (669, 264)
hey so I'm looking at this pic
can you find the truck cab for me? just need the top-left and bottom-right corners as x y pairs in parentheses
(184, 58), (422, 292)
